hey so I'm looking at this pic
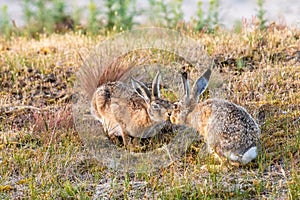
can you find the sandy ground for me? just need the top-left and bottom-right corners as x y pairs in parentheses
(1, 0), (299, 29)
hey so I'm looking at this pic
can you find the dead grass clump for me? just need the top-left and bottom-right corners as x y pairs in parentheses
(31, 104), (74, 133)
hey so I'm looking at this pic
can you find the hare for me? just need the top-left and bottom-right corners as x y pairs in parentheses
(91, 71), (171, 146)
(170, 69), (260, 165)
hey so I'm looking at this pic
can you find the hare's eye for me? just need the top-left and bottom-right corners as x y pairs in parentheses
(152, 103), (160, 109)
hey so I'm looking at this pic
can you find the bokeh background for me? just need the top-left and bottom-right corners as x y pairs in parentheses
(1, 0), (299, 34)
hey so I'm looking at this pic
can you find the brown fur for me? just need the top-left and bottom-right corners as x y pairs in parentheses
(171, 98), (260, 164)
(91, 74), (171, 146)
(170, 69), (260, 165)
(187, 100), (212, 140)
(92, 82), (151, 144)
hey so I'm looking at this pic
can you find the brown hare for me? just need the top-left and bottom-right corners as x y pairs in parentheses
(91, 71), (171, 146)
(170, 69), (260, 165)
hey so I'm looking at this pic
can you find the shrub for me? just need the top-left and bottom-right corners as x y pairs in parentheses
(194, 0), (220, 33)
(105, 0), (140, 31)
(256, 0), (267, 30)
(148, 0), (183, 27)
(0, 5), (12, 37)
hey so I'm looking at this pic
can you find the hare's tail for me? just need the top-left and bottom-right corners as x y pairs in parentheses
(225, 146), (258, 165)
(241, 146), (258, 164)
(77, 52), (134, 100)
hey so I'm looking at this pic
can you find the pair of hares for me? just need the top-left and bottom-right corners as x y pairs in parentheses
(91, 68), (260, 165)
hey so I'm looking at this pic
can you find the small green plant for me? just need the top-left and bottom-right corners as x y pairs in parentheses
(105, 0), (140, 32)
(72, 5), (83, 28)
(195, 1), (204, 30)
(52, 0), (66, 23)
(22, 0), (51, 34)
(148, 0), (183, 27)
(236, 58), (246, 71)
(234, 20), (243, 33)
(24, 0), (33, 26)
(35, 0), (49, 32)
(194, 0), (220, 33)
(0, 5), (12, 37)
(87, 0), (100, 34)
(22, 0), (72, 35)
(148, 0), (166, 26)
(256, 0), (267, 30)
(61, 180), (79, 198)
(168, 0), (184, 27)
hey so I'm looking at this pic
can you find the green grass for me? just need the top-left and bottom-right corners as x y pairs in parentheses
(0, 24), (299, 199)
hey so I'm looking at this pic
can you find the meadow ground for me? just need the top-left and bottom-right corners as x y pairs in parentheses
(0, 25), (299, 199)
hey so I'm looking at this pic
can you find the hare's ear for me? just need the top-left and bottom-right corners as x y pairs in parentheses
(131, 77), (151, 102)
(181, 72), (191, 104)
(152, 71), (161, 99)
(192, 68), (211, 103)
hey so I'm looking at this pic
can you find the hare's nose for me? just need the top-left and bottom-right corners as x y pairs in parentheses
(173, 103), (178, 109)
(167, 109), (172, 116)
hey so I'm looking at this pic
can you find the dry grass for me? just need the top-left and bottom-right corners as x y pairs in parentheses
(0, 25), (299, 199)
